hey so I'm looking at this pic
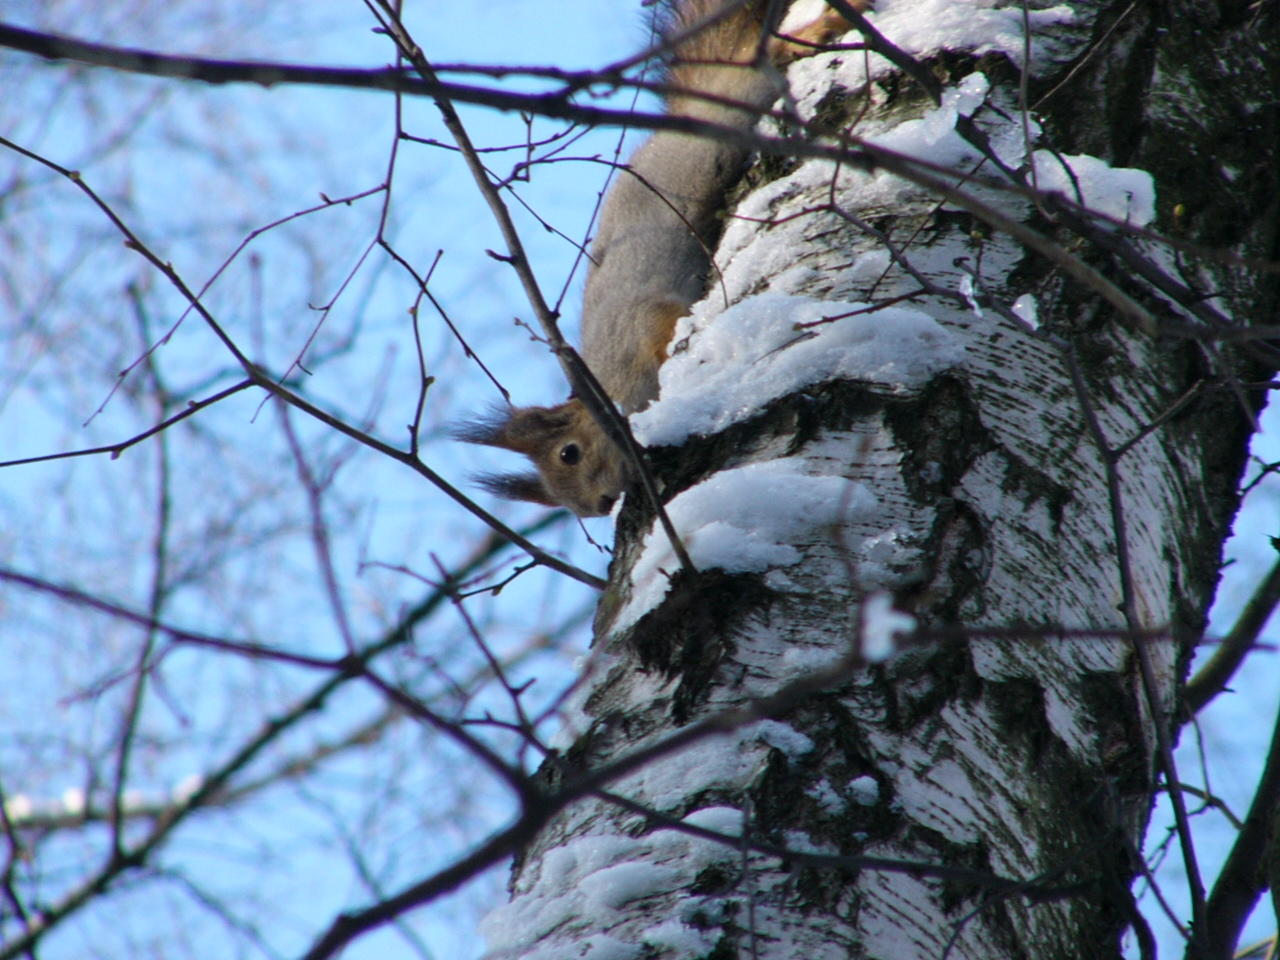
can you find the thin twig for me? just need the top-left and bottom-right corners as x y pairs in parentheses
(1184, 557), (1280, 715)
(1201, 698), (1280, 959)
(0, 378), (255, 469)
(2, 133), (605, 588)
(298, 631), (1085, 960)
(1061, 344), (1209, 950)
(0, 518), (553, 959)
(107, 290), (176, 857)
(363, 1), (696, 578)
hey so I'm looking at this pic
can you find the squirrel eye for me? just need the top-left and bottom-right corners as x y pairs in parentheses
(559, 443), (581, 465)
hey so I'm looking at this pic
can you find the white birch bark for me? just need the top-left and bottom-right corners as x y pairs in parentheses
(483, 1), (1274, 956)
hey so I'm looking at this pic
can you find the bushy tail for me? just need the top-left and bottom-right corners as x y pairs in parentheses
(655, 0), (860, 122)
(655, 0), (778, 121)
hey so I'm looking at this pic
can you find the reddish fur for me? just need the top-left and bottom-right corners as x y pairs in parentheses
(459, 2), (864, 516)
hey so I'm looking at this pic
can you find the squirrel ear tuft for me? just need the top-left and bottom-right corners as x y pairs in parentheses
(473, 472), (559, 508)
(454, 403), (580, 456)
(452, 405), (517, 448)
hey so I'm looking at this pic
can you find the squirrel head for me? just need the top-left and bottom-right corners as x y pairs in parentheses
(455, 400), (630, 517)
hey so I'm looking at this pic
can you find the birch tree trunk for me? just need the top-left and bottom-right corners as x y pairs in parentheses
(484, 2), (1279, 957)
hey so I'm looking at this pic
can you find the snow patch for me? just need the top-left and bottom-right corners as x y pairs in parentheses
(850, 248), (892, 281)
(864, 0), (1075, 69)
(616, 722), (820, 819)
(639, 918), (719, 956)
(807, 779), (847, 813)
(681, 805), (744, 837)
(584, 861), (681, 911)
(865, 72), (989, 168)
(784, 0), (1077, 112)
(848, 775), (880, 806)
(635, 293), (964, 449)
(620, 724), (787, 810)
(780, 642), (845, 677)
(615, 459), (878, 631)
(783, 830), (839, 856)
(1031, 151), (1156, 227)
(1012, 293), (1039, 330)
(861, 592), (917, 662)
(958, 273), (984, 319)
(754, 719), (816, 758)
(481, 833), (645, 954)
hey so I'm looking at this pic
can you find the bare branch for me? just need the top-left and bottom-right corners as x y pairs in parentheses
(1201, 698), (1280, 960)
(1060, 343), (1209, 948)
(364, 1), (696, 577)
(1185, 557), (1280, 715)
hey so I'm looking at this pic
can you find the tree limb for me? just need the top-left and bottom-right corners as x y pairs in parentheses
(1185, 556), (1280, 715)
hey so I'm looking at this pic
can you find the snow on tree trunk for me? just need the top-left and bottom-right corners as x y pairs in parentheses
(483, 2), (1276, 957)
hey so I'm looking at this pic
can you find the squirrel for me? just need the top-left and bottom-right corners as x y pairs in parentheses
(459, 0), (863, 517)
